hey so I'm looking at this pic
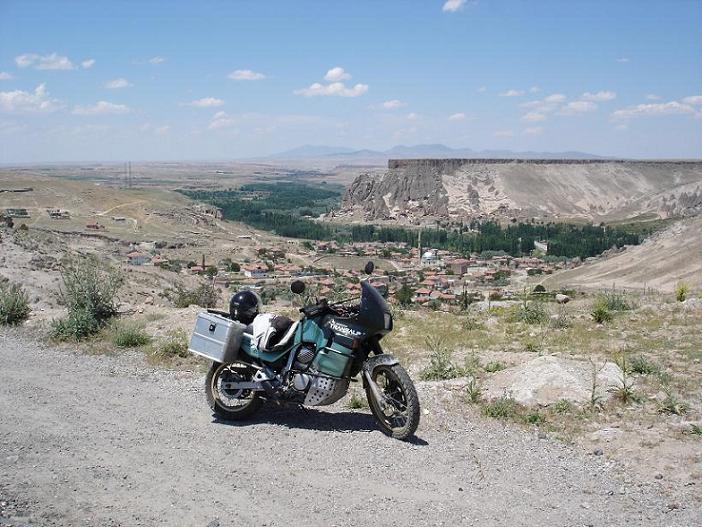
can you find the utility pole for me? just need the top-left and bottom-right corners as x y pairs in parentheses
(417, 229), (422, 267)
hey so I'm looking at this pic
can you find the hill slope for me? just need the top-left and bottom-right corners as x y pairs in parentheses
(543, 215), (702, 292)
(340, 159), (702, 224)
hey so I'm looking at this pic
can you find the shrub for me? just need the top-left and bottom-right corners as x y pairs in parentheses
(523, 410), (545, 425)
(465, 377), (482, 403)
(484, 361), (506, 373)
(51, 258), (122, 341)
(512, 300), (548, 325)
(609, 351), (641, 404)
(421, 336), (463, 381)
(549, 308), (571, 329)
(166, 282), (218, 308)
(553, 399), (572, 414)
(51, 306), (101, 341)
(657, 388), (688, 415)
(151, 329), (189, 359)
(590, 298), (613, 324)
(347, 393), (368, 409)
(0, 281), (31, 325)
(462, 316), (484, 331)
(675, 282), (689, 302)
(599, 289), (632, 311)
(482, 395), (518, 419)
(109, 320), (151, 348)
(690, 424), (702, 436)
(629, 355), (660, 375)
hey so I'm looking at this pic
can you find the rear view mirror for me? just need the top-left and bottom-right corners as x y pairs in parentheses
(290, 280), (306, 295)
(364, 261), (375, 275)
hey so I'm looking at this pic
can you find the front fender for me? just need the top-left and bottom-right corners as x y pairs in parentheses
(363, 354), (399, 374)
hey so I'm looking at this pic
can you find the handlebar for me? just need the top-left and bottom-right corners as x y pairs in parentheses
(300, 296), (360, 318)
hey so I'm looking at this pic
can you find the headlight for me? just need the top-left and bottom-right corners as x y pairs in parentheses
(384, 312), (392, 330)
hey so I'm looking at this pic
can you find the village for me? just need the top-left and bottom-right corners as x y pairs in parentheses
(121, 236), (582, 308)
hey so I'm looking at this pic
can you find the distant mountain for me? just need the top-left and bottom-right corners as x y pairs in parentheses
(268, 145), (358, 159)
(261, 144), (608, 165)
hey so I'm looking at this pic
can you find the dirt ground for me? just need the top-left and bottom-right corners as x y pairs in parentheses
(1, 331), (700, 527)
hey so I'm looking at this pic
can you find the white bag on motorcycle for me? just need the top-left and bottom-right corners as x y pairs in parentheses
(189, 311), (246, 363)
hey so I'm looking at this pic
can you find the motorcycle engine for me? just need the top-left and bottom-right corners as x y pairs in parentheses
(293, 345), (315, 370)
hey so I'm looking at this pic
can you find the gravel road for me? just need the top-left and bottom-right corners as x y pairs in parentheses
(1, 332), (698, 527)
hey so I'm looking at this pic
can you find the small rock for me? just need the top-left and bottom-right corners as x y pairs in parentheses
(555, 294), (571, 304)
(593, 448), (604, 456)
(654, 473), (663, 480)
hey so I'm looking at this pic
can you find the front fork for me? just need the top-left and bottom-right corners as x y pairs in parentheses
(362, 353), (400, 410)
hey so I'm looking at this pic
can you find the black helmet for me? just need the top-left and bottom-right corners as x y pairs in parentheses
(229, 290), (262, 325)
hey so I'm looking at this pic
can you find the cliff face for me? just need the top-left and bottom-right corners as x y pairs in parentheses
(339, 159), (702, 224)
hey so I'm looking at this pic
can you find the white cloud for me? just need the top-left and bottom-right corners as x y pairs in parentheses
(72, 101), (130, 115)
(523, 126), (544, 135)
(155, 125), (170, 135)
(682, 95), (702, 105)
(228, 69), (266, 81)
(442, 0), (466, 12)
(382, 99), (405, 109)
(81, 59), (95, 69)
(529, 86), (541, 93)
(15, 52), (74, 70)
(521, 93), (566, 115)
(295, 81), (368, 98)
(448, 112), (466, 121)
(209, 111), (236, 130)
(581, 90), (616, 102)
(0, 83), (61, 113)
(560, 101), (598, 115)
(184, 97), (224, 108)
(406, 112), (419, 121)
(522, 111), (546, 122)
(324, 67), (351, 82)
(611, 101), (695, 120)
(500, 89), (525, 97)
(543, 93), (566, 103)
(494, 130), (514, 137)
(104, 78), (133, 89)
(476, 86), (487, 93)
(0, 72), (13, 80)
(645, 94), (661, 101)
(148, 56), (165, 65)
(616, 57), (630, 63)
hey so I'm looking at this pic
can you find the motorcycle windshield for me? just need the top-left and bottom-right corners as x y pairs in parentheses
(358, 281), (390, 332)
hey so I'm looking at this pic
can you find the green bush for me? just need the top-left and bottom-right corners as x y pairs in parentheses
(0, 281), (31, 325)
(51, 306), (101, 341)
(109, 320), (151, 348)
(51, 258), (123, 341)
(152, 329), (189, 359)
(166, 282), (218, 308)
(420, 336), (463, 381)
(599, 289), (632, 311)
(675, 282), (689, 302)
(484, 361), (506, 373)
(482, 395), (518, 419)
(591, 298), (613, 324)
(629, 355), (660, 375)
(511, 300), (548, 325)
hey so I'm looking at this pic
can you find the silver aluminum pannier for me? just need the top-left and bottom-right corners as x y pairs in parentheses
(189, 310), (246, 363)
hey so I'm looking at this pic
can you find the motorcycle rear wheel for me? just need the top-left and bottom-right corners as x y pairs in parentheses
(206, 362), (262, 420)
(365, 363), (420, 440)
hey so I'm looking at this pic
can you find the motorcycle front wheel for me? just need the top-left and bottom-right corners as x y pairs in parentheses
(206, 361), (262, 420)
(365, 363), (420, 440)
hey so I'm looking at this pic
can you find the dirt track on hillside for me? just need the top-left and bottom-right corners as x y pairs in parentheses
(0, 332), (699, 527)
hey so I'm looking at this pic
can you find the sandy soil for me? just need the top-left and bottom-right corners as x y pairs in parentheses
(1, 332), (699, 527)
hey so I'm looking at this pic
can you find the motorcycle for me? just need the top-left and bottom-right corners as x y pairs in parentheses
(189, 261), (420, 440)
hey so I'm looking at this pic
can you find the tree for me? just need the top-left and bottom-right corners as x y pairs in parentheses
(395, 283), (414, 307)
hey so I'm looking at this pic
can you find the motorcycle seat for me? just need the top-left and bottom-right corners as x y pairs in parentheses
(268, 319), (298, 352)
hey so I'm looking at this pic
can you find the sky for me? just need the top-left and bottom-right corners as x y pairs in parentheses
(0, 0), (701, 163)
